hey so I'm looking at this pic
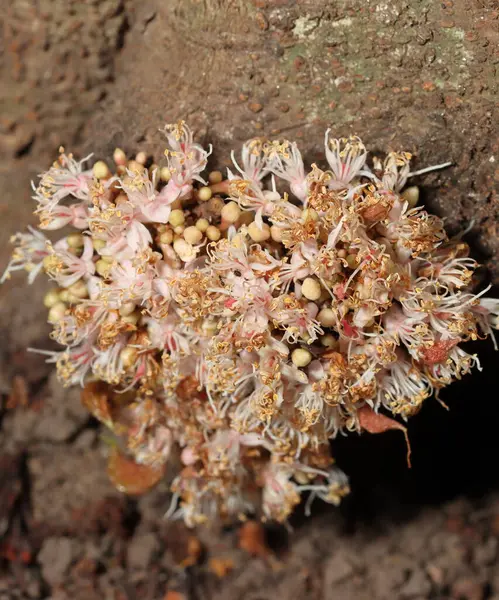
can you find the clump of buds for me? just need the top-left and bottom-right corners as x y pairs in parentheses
(3, 122), (498, 526)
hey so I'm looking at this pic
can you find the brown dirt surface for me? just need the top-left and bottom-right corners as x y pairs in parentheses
(0, 0), (498, 598)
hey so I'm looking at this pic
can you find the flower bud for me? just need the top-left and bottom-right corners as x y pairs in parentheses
(320, 334), (338, 348)
(248, 222), (270, 242)
(135, 151), (147, 165)
(208, 170), (223, 184)
(292, 348), (312, 367)
(121, 311), (141, 325)
(113, 148), (127, 166)
(301, 277), (322, 301)
(93, 161), (110, 180)
(160, 167), (171, 182)
(198, 186), (213, 201)
(119, 301), (136, 316)
(68, 279), (89, 299)
(196, 218), (209, 232)
(401, 186), (419, 208)
(317, 307), (336, 327)
(159, 230), (174, 245)
(184, 226), (203, 245)
(43, 288), (61, 308)
(67, 233), (84, 248)
(96, 259), (112, 278)
(206, 226), (221, 241)
(48, 302), (67, 323)
(270, 225), (283, 242)
(221, 202), (241, 224)
(169, 209), (185, 228)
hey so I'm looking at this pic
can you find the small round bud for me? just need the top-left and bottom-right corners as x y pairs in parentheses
(120, 346), (138, 368)
(169, 209), (185, 228)
(401, 186), (420, 208)
(173, 225), (185, 235)
(291, 348), (312, 368)
(113, 148), (127, 166)
(221, 201), (241, 223)
(320, 334), (338, 349)
(58, 289), (71, 303)
(270, 225), (283, 242)
(93, 239), (106, 251)
(127, 160), (144, 173)
(208, 170), (223, 184)
(248, 222), (271, 242)
(160, 167), (172, 182)
(337, 249), (347, 259)
(317, 307), (336, 327)
(121, 311), (140, 325)
(294, 471), (312, 485)
(184, 226), (203, 245)
(93, 161), (110, 180)
(119, 301), (136, 317)
(68, 246), (83, 257)
(346, 254), (359, 269)
(48, 302), (67, 324)
(135, 151), (147, 165)
(196, 218), (209, 232)
(68, 280), (88, 299)
(67, 233), (84, 248)
(159, 230), (174, 245)
(301, 277), (322, 301)
(206, 226), (221, 241)
(43, 288), (61, 308)
(95, 259), (112, 278)
(198, 186), (213, 201)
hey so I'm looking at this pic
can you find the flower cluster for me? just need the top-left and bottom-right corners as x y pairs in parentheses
(3, 122), (498, 526)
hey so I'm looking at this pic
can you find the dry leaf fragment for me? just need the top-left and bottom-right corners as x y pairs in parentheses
(238, 521), (269, 558)
(6, 375), (29, 409)
(358, 405), (412, 467)
(163, 592), (186, 600)
(81, 381), (114, 428)
(107, 448), (165, 495)
(209, 557), (234, 578)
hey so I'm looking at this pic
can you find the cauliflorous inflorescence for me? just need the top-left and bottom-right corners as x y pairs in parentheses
(3, 122), (498, 526)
